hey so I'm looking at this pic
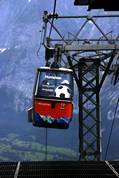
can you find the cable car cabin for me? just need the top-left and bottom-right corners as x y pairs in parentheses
(28, 67), (74, 129)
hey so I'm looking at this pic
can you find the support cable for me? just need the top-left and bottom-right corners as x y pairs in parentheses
(45, 127), (48, 161)
(104, 98), (119, 160)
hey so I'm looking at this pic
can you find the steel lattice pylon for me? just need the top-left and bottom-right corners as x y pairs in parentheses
(39, 11), (119, 161)
(78, 58), (100, 160)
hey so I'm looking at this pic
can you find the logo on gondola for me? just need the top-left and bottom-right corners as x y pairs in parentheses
(38, 102), (51, 106)
(45, 75), (61, 80)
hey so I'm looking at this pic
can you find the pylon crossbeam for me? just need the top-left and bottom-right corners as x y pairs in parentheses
(83, 108), (96, 121)
(83, 92), (95, 105)
(83, 123), (97, 137)
(84, 139), (97, 152)
(83, 93), (96, 105)
(83, 107), (97, 121)
(83, 77), (96, 88)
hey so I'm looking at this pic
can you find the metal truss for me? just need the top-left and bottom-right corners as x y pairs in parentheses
(40, 11), (119, 161)
(78, 58), (100, 160)
(43, 13), (119, 53)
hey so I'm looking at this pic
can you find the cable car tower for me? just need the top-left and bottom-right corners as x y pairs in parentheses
(28, 0), (119, 161)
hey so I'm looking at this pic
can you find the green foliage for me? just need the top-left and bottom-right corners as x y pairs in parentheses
(0, 133), (77, 161)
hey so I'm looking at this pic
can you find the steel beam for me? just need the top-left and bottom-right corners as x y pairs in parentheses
(64, 44), (119, 51)
(48, 14), (119, 19)
(78, 58), (100, 160)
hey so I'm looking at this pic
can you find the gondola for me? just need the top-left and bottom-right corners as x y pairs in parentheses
(28, 67), (74, 129)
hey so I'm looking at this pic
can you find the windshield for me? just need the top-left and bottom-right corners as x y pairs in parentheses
(36, 70), (73, 100)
